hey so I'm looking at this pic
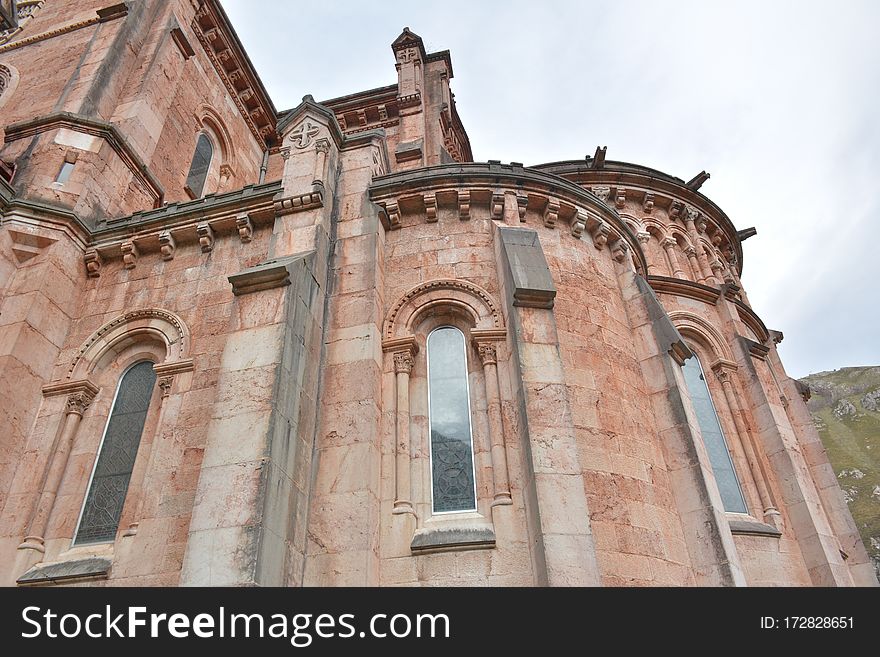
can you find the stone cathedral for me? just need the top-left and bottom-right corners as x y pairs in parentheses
(0, 0), (875, 587)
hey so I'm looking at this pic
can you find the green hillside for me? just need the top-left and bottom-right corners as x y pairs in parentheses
(800, 366), (880, 579)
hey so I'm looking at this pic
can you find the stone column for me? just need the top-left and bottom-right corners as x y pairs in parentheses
(710, 258), (725, 285)
(392, 347), (417, 516)
(122, 360), (193, 536)
(712, 362), (780, 526)
(19, 385), (98, 553)
(661, 237), (687, 279)
(684, 246), (705, 283)
(637, 232), (656, 275)
(474, 339), (512, 506)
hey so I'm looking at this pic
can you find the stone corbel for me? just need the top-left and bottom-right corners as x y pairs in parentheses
(491, 190), (505, 221)
(571, 209), (588, 238)
(379, 200), (401, 230)
(643, 192), (655, 214)
(669, 200), (684, 221)
(457, 190), (471, 221)
(423, 192), (437, 222)
(158, 231), (176, 261)
(121, 241), (138, 270)
(235, 213), (254, 243)
(586, 213), (610, 249)
(197, 223), (215, 252)
(610, 233), (630, 263)
(543, 197), (560, 229)
(84, 249), (102, 278)
(615, 187), (626, 209)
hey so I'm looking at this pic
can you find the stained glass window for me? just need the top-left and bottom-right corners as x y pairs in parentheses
(185, 133), (213, 198)
(427, 327), (477, 513)
(681, 353), (748, 513)
(74, 361), (156, 545)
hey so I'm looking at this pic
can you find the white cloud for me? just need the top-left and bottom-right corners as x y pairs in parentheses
(222, 0), (880, 377)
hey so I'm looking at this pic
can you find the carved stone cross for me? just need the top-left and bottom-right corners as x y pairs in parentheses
(290, 120), (320, 149)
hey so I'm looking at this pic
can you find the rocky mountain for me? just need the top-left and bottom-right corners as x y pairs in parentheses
(800, 366), (880, 579)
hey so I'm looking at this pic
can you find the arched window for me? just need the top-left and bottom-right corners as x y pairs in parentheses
(184, 133), (214, 199)
(427, 326), (477, 513)
(681, 352), (748, 513)
(74, 361), (156, 545)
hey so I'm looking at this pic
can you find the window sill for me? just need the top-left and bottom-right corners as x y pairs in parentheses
(727, 514), (782, 538)
(410, 513), (496, 554)
(17, 556), (111, 586)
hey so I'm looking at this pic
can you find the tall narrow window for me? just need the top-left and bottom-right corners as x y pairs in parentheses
(681, 353), (748, 513)
(74, 361), (156, 545)
(184, 133), (213, 199)
(427, 327), (477, 513)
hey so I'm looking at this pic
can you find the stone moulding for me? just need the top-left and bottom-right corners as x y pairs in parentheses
(192, 0), (277, 146)
(735, 301), (770, 343)
(666, 310), (735, 363)
(648, 275), (721, 305)
(368, 161), (647, 274)
(66, 308), (190, 379)
(532, 159), (744, 275)
(383, 278), (504, 341)
(3, 112), (165, 208)
(0, 3), (127, 55)
(17, 557), (111, 586)
(228, 252), (316, 296)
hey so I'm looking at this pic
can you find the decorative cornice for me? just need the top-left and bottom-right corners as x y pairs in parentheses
(369, 161), (647, 274)
(4, 111), (164, 207)
(647, 275), (721, 305)
(191, 0), (277, 147)
(532, 160), (744, 275)
(0, 3), (128, 55)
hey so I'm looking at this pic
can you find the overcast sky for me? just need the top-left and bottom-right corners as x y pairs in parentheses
(222, 0), (879, 378)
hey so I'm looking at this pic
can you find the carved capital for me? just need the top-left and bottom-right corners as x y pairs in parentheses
(591, 185), (611, 203)
(236, 213), (254, 243)
(476, 342), (498, 366)
(393, 350), (414, 374)
(684, 205), (700, 227)
(66, 390), (96, 416)
(636, 231), (651, 244)
(158, 231), (176, 261)
(661, 236), (678, 249)
(684, 245), (697, 258)
(314, 137), (331, 154)
(158, 376), (173, 398)
(711, 360), (738, 385)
